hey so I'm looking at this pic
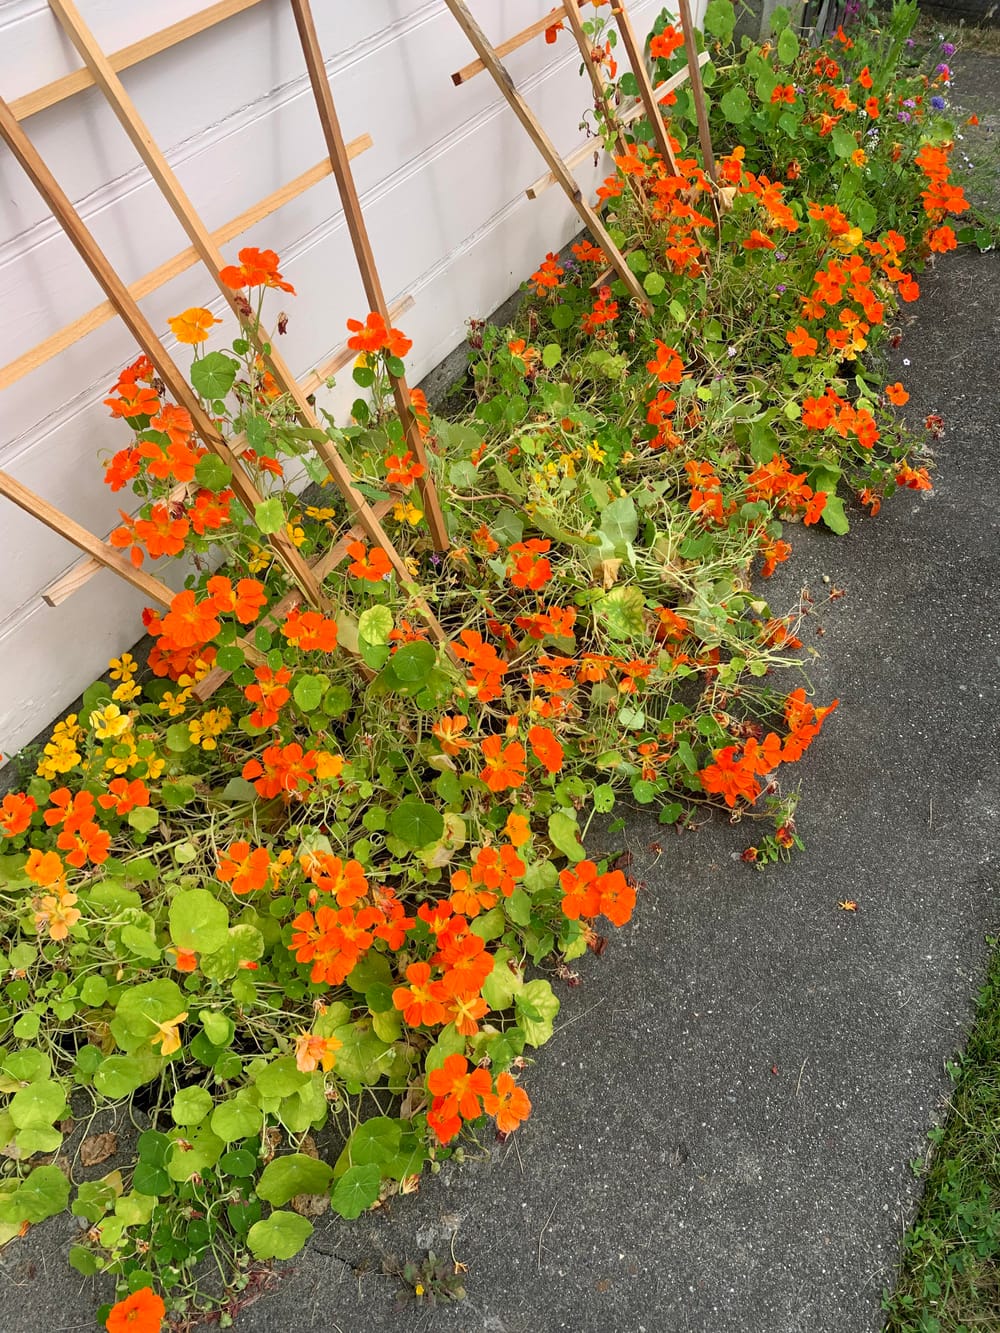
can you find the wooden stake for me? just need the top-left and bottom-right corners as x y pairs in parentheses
(44, 0), (447, 643)
(676, 0), (718, 185)
(12, 0), (268, 122)
(441, 0), (650, 313)
(0, 470), (178, 608)
(559, 0), (631, 161)
(451, 3), (584, 85)
(0, 93), (325, 609)
(288, 0), (451, 553)
(609, 4), (681, 176)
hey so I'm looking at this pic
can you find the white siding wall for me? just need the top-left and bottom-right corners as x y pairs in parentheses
(0, 0), (697, 762)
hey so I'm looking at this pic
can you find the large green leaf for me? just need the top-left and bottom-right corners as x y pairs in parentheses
(169, 889), (229, 954)
(330, 1164), (381, 1219)
(190, 352), (238, 400)
(256, 1153), (334, 1206)
(388, 800), (444, 849)
(247, 1210), (314, 1260)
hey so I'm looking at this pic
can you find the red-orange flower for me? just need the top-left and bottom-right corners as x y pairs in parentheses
(527, 724), (564, 774)
(346, 312), (412, 358)
(217, 841), (272, 895)
(393, 961), (448, 1027)
(105, 1286), (165, 1333)
(507, 539), (552, 591)
(0, 792), (36, 837)
(786, 326), (818, 357)
(220, 247), (295, 293)
(743, 229), (776, 250)
(885, 382), (909, 406)
(242, 743), (317, 799)
(649, 25), (684, 59)
(479, 736), (526, 792)
(646, 341), (684, 384)
(280, 608), (338, 653)
(483, 1070), (531, 1134)
(346, 541), (393, 582)
(426, 1053), (492, 1143)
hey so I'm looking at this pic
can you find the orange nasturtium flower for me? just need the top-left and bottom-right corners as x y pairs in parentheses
(649, 24), (684, 59)
(346, 541), (393, 582)
(345, 312), (413, 358)
(0, 792), (36, 837)
(432, 714), (473, 755)
(219, 246), (295, 293)
(527, 724), (564, 774)
(507, 539), (553, 591)
(885, 382), (909, 406)
(646, 340), (684, 384)
(393, 961), (448, 1027)
(294, 1031), (342, 1073)
(426, 1053), (493, 1144)
(483, 1071), (532, 1134)
(217, 841), (272, 895)
(786, 326), (818, 357)
(105, 1285), (166, 1333)
(479, 736), (526, 792)
(167, 306), (221, 345)
(743, 229), (777, 250)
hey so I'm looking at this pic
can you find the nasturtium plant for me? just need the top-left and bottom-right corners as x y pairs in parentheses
(0, 4), (977, 1326)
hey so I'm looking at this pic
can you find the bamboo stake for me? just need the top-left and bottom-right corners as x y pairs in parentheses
(676, 0), (718, 185)
(287, 0), (451, 553)
(441, 0), (650, 313)
(47, 0), (447, 613)
(0, 93), (325, 609)
(1, 139), (373, 393)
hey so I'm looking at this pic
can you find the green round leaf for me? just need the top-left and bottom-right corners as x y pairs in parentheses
(132, 1162), (171, 1197)
(171, 1086), (214, 1127)
(247, 1210), (314, 1260)
(254, 498), (286, 535)
(720, 86), (751, 124)
(386, 641), (435, 685)
(256, 1153), (334, 1206)
(190, 351), (238, 400)
(358, 605), (393, 646)
(387, 800), (444, 849)
(330, 1163), (381, 1220)
(9, 1080), (69, 1129)
(219, 1149), (258, 1178)
(211, 1097), (263, 1144)
(194, 454), (232, 493)
(169, 889), (229, 954)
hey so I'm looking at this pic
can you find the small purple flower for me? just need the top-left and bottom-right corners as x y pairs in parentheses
(935, 62), (951, 77)
(931, 95), (946, 110)
(903, 98), (916, 107)
(775, 283), (787, 294)
(905, 38), (915, 48)
(941, 41), (956, 56)
(897, 111), (911, 123)
(775, 251), (788, 262)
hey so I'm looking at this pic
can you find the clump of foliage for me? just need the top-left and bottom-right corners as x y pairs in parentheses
(0, 3), (972, 1326)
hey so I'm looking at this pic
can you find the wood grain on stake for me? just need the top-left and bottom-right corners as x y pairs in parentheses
(609, 3), (681, 175)
(0, 138), (374, 393)
(47, 0), (448, 643)
(442, 0), (650, 313)
(288, 0), (450, 554)
(676, 0), (718, 185)
(0, 91), (325, 608)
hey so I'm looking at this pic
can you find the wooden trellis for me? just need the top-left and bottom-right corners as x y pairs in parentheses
(0, 0), (451, 675)
(444, 0), (719, 264)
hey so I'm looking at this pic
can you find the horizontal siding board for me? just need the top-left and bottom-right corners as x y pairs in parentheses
(0, 0), (695, 762)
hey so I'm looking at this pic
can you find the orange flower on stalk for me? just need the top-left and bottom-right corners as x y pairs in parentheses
(294, 1031), (342, 1073)
(97, 778), (150, 816)
(219, 246), (295, 293)
(0, 792), (36, 838)
(56, 820), (110, 868)
(170, 948), (198, 973)
(432, 714), (473, 755)
(507, 539), (553, 591)
(649, 25), (684, 59)
(426, 1053), (492, 1144)
(928, 224), (957, 253)
(280, 608), (338, 653)
(527, 724), (564, 774)
(479, 735), (526, 792)
(346, 541), (393, 582)
(508, 338), (539, 373)
(529, 252), (564, 296)
(596, 868), (635, 926)
(544, 19), (563, 42)
(159, 590), (221, 650)
(483, 1071), (532, 1135)
(786, 326), (818, 357)
(216, 841), (272, 895)
(104, 384), (161, 420)
(743, 230), (776, 250)
(896, 463), (933, 491)
(206, 576), (268, 624)
(345, 312), (412, 358)
(770, 84), (796, 104)
(559, 859), (601, 920)
(505, 811), (531, 847)
(646, 340), (684, 384)
(25, 848), (66, 890)
(243, 665), (292, 729)
(384, 450), (425, 489)
(452, 630), (509, 703)
(300, 853), (369, 906)
(242, 743), (317, 799)
(105, 1285), (165, 1333)
(885, 382), (909, 406)
(393, 961), (448, 1027)
(167, 307), (221, 345)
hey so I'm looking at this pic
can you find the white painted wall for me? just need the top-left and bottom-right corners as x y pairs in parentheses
(0, 0), (694, 764)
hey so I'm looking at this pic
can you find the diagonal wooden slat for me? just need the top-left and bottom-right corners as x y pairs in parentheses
(10, 0), (269, 121)
(451, 3), (585, 85)
(288, 0), (450, 554)
(0, 137), (373, 393)
(442, 0), (650, 313)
